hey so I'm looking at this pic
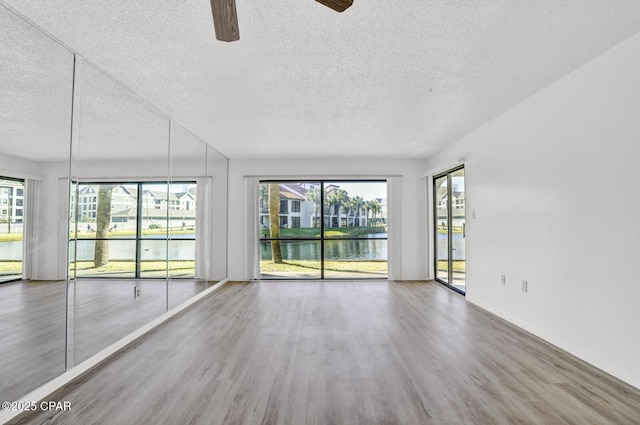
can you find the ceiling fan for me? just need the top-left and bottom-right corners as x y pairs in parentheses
(209, 0), (353, 42)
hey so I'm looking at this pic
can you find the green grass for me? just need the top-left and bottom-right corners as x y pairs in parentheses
(261, 226), (386, 239)
(437, 260), (466, 272)
(436, 226), (464, 235)
(0, 261), (22, 272)
(70, 260), (195, 274)
(0, 233), (23, 242)
(69, 229), (195, 238)
(260, 260), (387, 274)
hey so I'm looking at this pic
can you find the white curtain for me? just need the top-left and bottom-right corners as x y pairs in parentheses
(425, 174), (435, 280)
(195, 177), (212, 280)
(244, 177), (260, 280)
(386, 176), (403, 280)
(22, 179), (39, 280)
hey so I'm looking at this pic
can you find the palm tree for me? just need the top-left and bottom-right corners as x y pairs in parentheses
(94, 184), (114, 267)
(333, 189), (349, 227)
(370, 200), (382, 225)
(305, 186), (321, 227)
(343, 197), (355, 227)
(259, 184), (267, 211)
(268, 183), (282, 263)
(352, 196), (364, 227)
(364, 200), (374, 226)
(324, 190), (336, 228)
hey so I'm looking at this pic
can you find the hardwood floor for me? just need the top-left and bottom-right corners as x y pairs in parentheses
(9, 280), (640, 425)
(70, 278), (211, 363)
(0, 280), (66, 404)
(0, 279), (212, 404)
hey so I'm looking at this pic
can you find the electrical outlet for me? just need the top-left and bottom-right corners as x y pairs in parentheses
(501, 275), (506, 285)
(134, 285), (141, 300)
(472, 210), (476, 219)
(522, 280), (528, 293)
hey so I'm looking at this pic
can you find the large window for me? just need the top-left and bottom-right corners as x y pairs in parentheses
(0, 177), (25, 283)
(434, 166), (466, 294)
(259, 181), (387, 279)
(69, 181), (197, 279)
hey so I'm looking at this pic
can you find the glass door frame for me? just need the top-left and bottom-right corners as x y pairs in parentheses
(433, 165), (465, 295)
(259, 179), (388, 280)
(0, 176), (25, 284)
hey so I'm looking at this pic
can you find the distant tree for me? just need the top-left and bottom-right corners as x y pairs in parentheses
(328, 189), (348, 228)
(343, 197), (356, 227)
(305, 186), (321, 228)
(370, 200), (382, 225)
(352, 196), (364, 226)
(324, 190), (337, 228)
(259, 184), (267, 209)
(364, 200), (375, 226)
(259, 184), (269, 236)
(268, 183), (283, 264)
(94, 184), (114, 268)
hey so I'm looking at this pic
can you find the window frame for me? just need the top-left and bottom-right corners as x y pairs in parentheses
(69, 180), (197, 279)
(259, 179), (388, 280)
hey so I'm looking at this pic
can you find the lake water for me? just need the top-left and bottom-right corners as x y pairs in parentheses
(70, 239), (195, 261)
(261, 234), (388, 261)
(0, 237), (195, 262)
(0, 241), (22, 260)
(1, 233), (391, 262)
(436, 233), (465, 260)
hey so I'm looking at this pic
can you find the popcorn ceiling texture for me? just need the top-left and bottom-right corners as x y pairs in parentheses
(2, 0), (640, 160)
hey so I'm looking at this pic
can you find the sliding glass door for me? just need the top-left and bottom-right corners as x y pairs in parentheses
(259, 180), (387, 279)
(434, 167), (465, 294)
(259, 181), (322, 279)
(0, 177), (24, 283)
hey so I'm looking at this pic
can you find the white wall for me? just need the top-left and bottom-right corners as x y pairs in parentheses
(205, 158), (228, 280)
(425, 32), (640, 388)
(0, 154), (41, 178)
(227, 158), (428, 281)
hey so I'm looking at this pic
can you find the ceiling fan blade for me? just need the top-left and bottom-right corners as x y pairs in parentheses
(315, 0), (353, 12)
(210, 0), (240, 42)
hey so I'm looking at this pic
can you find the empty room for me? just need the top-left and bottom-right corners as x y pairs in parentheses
(1, 1), (640, 424)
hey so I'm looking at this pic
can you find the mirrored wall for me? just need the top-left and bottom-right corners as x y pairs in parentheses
(0, 3), (228, 404)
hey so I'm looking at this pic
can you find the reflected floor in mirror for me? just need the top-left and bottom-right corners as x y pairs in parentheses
(10, 280), (640, 425)
(0, 279), (214, 402)
(0, 280), (66, 403)
(70, 278), (213, 363)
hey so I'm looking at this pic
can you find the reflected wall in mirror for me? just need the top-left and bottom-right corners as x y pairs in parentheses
(68, 59), (172, 365)
(168, 124), (228, 309)
(168, 123), (206, 308)
(0, 4), (73, 402)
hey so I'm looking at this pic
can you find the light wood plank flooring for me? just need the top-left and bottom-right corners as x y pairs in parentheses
(0, 280), (66, 405)
(10, 280), (640, 425)
(0, 279), (211, 403)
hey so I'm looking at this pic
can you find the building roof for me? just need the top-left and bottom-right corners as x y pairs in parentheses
(278, 183), (307, 201)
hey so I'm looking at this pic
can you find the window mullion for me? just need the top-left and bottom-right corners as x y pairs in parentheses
(135, 184), (142, 279)
(320, 182), (325, 279)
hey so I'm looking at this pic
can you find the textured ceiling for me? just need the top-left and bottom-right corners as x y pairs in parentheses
(2, 0), (640, 160)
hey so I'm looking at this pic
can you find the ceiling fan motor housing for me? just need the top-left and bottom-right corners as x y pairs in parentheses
(315, 0), (353, 12)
